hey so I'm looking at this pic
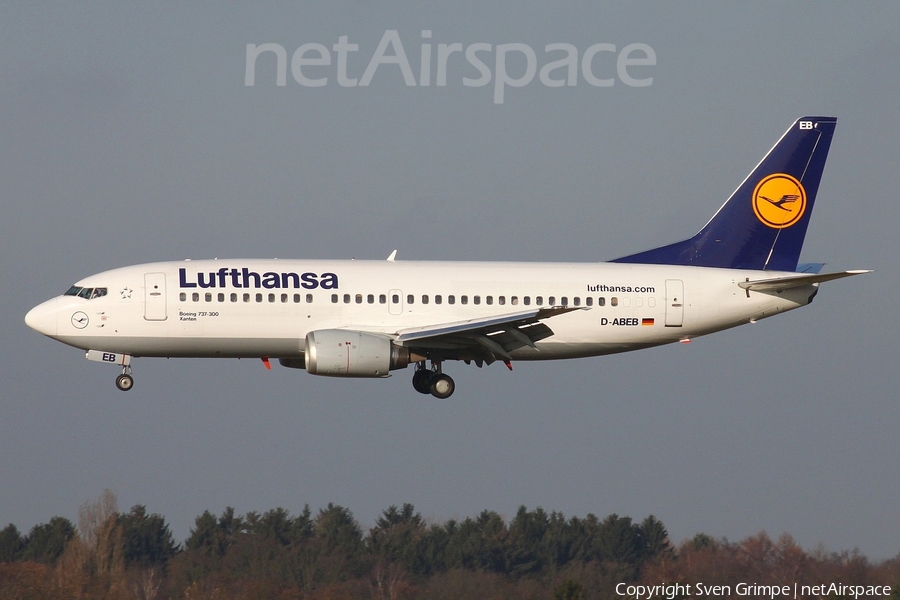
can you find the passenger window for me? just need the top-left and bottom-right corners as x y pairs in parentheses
(598, 297), (606, 306)
(586, 297), (593, 307)
(243, 293), (251, 303)
(281, 293), (288, 303)
(561, 297), (568, 306)
(407, 294), (414, 304)
(205, 293), (212, 302)
(448, 295), (456, 305)
(355, 294), (363, 304)
(648, 297), (656, 307)
(218, 293), (225, 302)
(623, 297), (631, 307)
(392, 294), (399, 304)
(192, 293), (199, 302)
(549, 296), (556, 305)
(486, 296), (493, 305)
(379, 294), (386, 304)
(256, 293), (263, 303)
(635, 297), (643, 307)
(511, 296), (518, 305)
(536, 296), (543, 305)
(267, 293), (275, 303)
(332, 294), (338, 303)
(307, 294), (314, 303)
(523, 296), (530, 306)
(179, 292), (186, 302)
(422, 295), (429, 304)
(461, 295), (468, 305)
(573, 297), (580, 307)
(611, 297), (618, 307)
(474, 296), (481, 305)
(435, 295), (442, 304)
(343, 294), (351, 304)
(294, 294), (301, 303)
(367, 294), (375, 304)
(231, 293), (238, 302)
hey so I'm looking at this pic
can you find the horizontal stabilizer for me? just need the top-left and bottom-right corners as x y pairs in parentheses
(738, 270), (871, 293)
(795, 262), (825, 274)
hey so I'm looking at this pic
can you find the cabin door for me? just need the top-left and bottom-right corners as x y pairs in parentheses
(144, 273), (167, 321)
(665, 279), (684, 327)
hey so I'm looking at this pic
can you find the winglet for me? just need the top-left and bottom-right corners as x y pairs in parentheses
(387, 250), (398, 262)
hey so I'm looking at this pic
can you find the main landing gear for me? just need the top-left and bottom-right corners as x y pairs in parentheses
(412, 361), (455, 399)
(115, 366), (134, 391)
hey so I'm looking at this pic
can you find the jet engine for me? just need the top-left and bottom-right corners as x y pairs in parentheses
(304, 329), (414, 377)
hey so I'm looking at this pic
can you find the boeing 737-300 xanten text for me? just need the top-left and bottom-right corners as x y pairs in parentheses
(25, 116), (870, 398)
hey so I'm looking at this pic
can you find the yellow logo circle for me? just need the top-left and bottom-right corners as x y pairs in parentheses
(752, 173), (807, 229)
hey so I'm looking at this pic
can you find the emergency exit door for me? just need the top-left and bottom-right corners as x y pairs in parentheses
(388, 289), (403, 315)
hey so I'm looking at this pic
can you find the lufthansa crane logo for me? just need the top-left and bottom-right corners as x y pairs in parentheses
(752, 173), (807, 229)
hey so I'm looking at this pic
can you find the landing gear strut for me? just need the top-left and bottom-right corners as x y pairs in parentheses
(412, 361), (455, 399)
(115, 365), (134, 391)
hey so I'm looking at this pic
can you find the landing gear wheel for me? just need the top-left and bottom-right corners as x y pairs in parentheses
(115, 373), (134, 392)
(430, 374), (455, 399)
(412, 369), (434, 394)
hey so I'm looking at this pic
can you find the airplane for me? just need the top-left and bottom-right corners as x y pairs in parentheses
(25, 116), (870, 398)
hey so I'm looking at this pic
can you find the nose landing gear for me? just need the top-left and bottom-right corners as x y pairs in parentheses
(412, 361), (455, 399)
(85, 350), (135, 392)
(115, 366), (134, 391)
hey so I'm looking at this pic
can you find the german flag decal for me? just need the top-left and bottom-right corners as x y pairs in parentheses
(642, 318), (655, 326)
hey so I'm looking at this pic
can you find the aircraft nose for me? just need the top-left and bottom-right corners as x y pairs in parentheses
(25, 298), (59, 337)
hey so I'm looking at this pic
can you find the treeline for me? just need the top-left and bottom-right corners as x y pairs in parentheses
(0, 491), (897, 599)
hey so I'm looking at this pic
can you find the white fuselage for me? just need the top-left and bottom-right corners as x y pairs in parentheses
(25, 259), (815, 360)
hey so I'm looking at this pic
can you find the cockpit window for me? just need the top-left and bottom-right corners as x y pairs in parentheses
(64, 286), (108, 300)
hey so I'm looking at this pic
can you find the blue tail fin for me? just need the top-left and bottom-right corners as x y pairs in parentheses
(612, 116), (837, 271)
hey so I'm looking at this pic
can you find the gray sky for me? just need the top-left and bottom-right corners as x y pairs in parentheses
(2, 3), (898, 559)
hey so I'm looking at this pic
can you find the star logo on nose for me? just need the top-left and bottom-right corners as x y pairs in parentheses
(120, 287), (133, 299)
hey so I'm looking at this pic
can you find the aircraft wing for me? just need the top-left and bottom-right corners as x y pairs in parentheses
(394, 306), (584, 363)
(738, 270), (871, 293)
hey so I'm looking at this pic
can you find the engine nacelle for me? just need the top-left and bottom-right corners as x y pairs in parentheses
(304, 329), (412, 377)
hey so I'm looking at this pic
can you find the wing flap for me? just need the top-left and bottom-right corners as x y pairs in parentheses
(395, 306), (581, 343)
(394, 306), (583, 358)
